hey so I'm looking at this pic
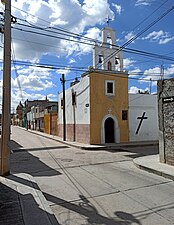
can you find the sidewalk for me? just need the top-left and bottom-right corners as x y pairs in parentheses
(25, 128), (158, 150)
(133, 154), (174, 181)
(0, 173), (58, 225)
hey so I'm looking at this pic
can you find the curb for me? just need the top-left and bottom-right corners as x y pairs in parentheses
(21, 127), (158, 150)
(133, 158), (174, 181)
(13, 126), (158, 150)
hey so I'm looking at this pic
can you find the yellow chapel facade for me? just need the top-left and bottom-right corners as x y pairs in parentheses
(58, 27), (129, 144)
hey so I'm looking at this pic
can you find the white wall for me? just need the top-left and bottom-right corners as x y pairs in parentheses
(129, 94), (159, 141)
(58, 76), (90, 125)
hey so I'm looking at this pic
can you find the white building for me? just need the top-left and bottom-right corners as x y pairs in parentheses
(129, 94), (158, 142)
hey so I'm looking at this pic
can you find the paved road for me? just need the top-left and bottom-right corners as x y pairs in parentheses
(10, 126), (174, 225)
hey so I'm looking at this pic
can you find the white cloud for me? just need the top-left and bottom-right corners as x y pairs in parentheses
(143, 30), (174, 45)
(139, 65), (174, 86)
(135, 0), (152, 6)
(56, 68), (71, 77)
(47, 93), (57, 101)
(159, 37), (174, 45)
(69, 58), (76, 64)
(82, 0), (114, 27)
(129, 68), (141, 77)
(124, 58), (136, 69)
(10, 0), (114, 61)
(140, 66), (160, 86)
(78, 27), (101, 55)
(124, 31), (135, 42)
(165, 64), (174, 76)
(11, 66), (54, 91)
(112, 3), (122, 15)
(12, 74), (54, 91)
(129, 86), (149, 94)
(61, 27), (101, 56)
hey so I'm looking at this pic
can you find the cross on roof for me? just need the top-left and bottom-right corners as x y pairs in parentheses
(106, 16), (112, 26)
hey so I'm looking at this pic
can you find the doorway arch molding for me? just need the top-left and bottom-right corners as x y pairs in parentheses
(101, 114), (120, 144)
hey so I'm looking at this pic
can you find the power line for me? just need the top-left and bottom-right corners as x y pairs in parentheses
(12, 4), (99, 45)
(95, 5), (174, 68)
(3, 59), (172, 78)
(12, 24), (174, 63)
(12, 26), (96, 47)
(10, 1), (174, 67)
(15, 21), (97, 44)
(0, 57), (173, 81)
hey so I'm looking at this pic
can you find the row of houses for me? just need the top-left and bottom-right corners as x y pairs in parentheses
(14, 98), (58, 135)
(14, 92), (158, 143)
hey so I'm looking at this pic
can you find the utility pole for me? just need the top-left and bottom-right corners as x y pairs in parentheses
(60, 74), (66, 141)
(0, 0), (11, 176)
(160, 64), (164, 80)
(149, 78), (152, 94)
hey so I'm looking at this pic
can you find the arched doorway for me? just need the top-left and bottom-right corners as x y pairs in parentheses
(105, 117), (115, 143)
(101, 114), (120, 144)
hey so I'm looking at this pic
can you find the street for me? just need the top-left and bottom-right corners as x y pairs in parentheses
(10, 126), (174, 225)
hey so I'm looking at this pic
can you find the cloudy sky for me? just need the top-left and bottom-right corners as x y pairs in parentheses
(0, 0), (174, 111)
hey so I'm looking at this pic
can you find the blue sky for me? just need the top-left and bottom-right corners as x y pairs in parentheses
(0, 0), (174, 111)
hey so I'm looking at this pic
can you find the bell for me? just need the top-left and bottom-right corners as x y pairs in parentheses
(115, 58), (119, 64)
(99, 55), (103, 64)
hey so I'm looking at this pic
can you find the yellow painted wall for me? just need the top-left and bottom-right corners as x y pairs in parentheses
(44, 113), (58, 135)
(44, 114), (51, 134)
(90, 71), (129, 144)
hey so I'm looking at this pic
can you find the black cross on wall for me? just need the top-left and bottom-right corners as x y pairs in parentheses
(135, 112), (148, 135)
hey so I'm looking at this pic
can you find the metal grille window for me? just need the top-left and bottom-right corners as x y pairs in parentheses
(105, 80), (115, 96)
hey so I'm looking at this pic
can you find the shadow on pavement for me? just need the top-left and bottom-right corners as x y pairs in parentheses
(44, 192), (174, 225)
(7, 174), (174, 225)
(12, 146), (69, 152)
(3, 175), (141, 225)
(0, 181), (60, 225)
(44, 192), (142, 225)
(10, 141), (62, 177)
(122, 145), (159, 159)
(0, 182), (24, 225)
(103, 145), (159, 158)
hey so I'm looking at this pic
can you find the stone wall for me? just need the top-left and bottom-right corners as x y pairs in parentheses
(158, 78), (174, 165)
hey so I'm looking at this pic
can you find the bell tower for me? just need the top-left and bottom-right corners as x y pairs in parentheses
(93, 27), (123, 71)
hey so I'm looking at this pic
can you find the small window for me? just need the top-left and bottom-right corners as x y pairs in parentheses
(105, 80), (115, 96)
(122, 110), (128, 120)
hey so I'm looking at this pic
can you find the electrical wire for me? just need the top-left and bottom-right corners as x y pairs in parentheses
(11, 19), (174, 63)
(95, 5), (174, 69)
(10, 1), (174, 70)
